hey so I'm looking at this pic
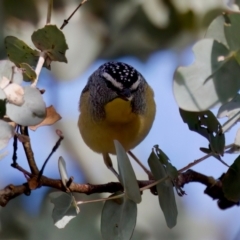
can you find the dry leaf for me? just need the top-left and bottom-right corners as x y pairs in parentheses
(29, 105), (61, 131)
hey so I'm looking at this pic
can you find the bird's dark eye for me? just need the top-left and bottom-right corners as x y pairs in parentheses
(105, 80), (113, 89)
(104, 78), (121, 93)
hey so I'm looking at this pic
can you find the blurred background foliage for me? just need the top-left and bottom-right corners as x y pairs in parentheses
(0, 0), (236, 239)
(0, 0), (226, 80)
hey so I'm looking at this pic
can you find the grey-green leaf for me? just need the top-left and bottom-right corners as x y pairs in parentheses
(101, 194), (137, 240)
(6, 86), (46, 126)
(58, 156), (69, 188)
(205, 14), (228, 47)
(49, 192), (80, 229)
(148, 151), (178, 228)
(218, 94), (240, 133)
(173, 38), (240, 111)
(0, 60), (23, 84)
(114, 140), (141, 204)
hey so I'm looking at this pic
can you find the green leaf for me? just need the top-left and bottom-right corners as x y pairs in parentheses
(31, 25), (68, 63)
(154, 146), (178, 179)
(222, 155), (240, 202)
(101, 194), (137, 240)
(148, 151), (178, 228)
(49, 192), (80, 229)
(114, 140), (141, 204)
(19, 63), (36, 82)
(173, 38), (240, 111)
(4, 36), (39, 67)
(179, 108), (225, 155)
(223, 13), (240, 51)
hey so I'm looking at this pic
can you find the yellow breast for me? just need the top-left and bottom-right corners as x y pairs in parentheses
(78, 87), (155, 154)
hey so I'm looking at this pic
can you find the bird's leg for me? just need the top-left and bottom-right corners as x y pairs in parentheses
(128, 150), (153, 179)
(102, 153), (120, 181)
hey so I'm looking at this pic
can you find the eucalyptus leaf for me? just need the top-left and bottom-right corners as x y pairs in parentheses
(225, 129), (240, 153)
(173, 38), (240, 111)
(49, 192), (80, 229)
(148, 151), (177, 229)
(19, 63), (36, 81)
(31, 25), (68, 63)
(154, 146), (178, 179)
(0, 60), (23, 84)
(114, 140), (141, 204)
(4, 36), (39, 67)
(0, 120), (14, 151)
(205, 14), (228, 47)
(218, 94), (240, 132)
(179, 108), (225, 155)
(6, 86), (46, 126)
(222, 155), (240, 202)
(101, 194), (137, 240)
(58, 156), (69, 188)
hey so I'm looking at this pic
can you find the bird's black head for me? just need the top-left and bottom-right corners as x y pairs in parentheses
(98, 62), (143, 100)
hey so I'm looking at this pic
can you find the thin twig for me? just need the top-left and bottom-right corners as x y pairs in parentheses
(11, 132), (18, 167)
(60, 0), (88, 30)
(128, 151), (153, 179)
(178, 153), (213, 173)
(225, 143), (234, 149)
(46, 0), (53, 24)
(38, 134), (64, 180)
(12, 164), (32, 177)
(31, 52), (46, 88)
(20, 126), (39, 174)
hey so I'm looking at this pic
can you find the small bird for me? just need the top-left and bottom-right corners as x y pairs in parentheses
(78, 62), (156, 174)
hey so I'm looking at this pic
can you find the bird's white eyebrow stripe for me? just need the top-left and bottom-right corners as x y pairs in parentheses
(130, 77), (141, 90)
(102, 72), (123, 89)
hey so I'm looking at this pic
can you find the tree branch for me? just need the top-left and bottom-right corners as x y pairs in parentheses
(1, 169), (237, 209)
(176, 169), (239, 209)
(20, 126), (39, 174)
(0, 176), (155, 207)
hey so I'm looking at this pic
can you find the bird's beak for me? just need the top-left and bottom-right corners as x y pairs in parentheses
(119, 88), (133, 101)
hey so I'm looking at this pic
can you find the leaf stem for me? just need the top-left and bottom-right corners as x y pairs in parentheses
(77, 193), (125, 205)
(32, 52), (46, 88)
